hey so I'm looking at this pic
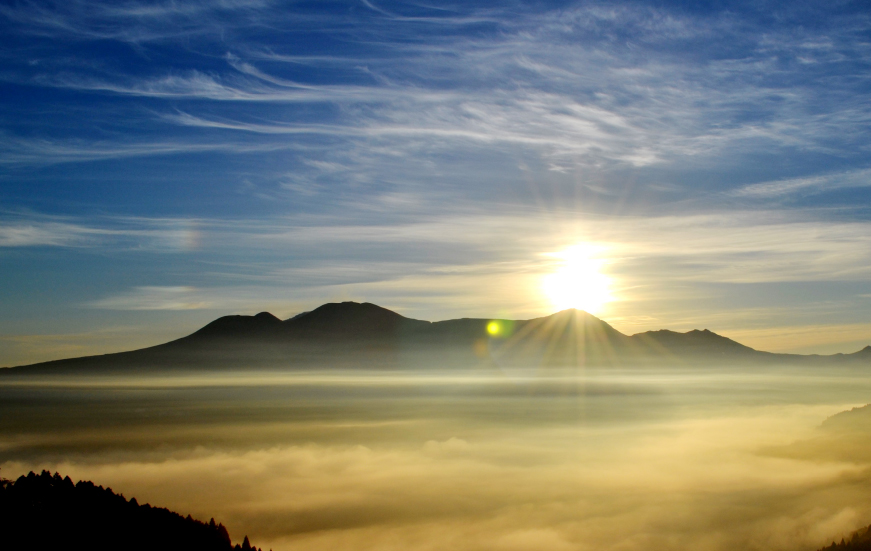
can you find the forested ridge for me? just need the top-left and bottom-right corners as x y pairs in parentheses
(0, 470), (264, 551)
(819, 524), (871, 551)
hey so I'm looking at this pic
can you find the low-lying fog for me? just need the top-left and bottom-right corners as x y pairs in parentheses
(3, 365), (871, 551)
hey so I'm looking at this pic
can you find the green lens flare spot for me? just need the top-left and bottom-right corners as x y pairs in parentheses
(487, 320), (514, 338)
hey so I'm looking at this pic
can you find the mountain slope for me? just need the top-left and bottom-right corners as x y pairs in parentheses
(2, 302), (868, 372)
(627, 328), (761, 358)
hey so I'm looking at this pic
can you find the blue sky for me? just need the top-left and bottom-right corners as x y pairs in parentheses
(2, 0), (871, 364)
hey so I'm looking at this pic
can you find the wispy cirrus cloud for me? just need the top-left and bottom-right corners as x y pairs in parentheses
(0, 0), (272, 44)
(89, 286), (211, 310)
(8, 208), (871, 283)
(0, 133), (298, 166)
(732, 170), (871, 199)
(0, 220), (108, 247)
(21, 208), (863, 332)
(0, 214), (204, 251)
(2, 1), (869, 182)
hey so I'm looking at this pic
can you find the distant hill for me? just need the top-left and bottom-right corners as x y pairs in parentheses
(2, 301), (868, 373)
(0, 470), (262, 551)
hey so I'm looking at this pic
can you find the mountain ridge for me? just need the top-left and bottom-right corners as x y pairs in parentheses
(2, 301), (867, 372)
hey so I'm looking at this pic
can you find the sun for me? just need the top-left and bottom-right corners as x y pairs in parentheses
(542, 244), (613, 314)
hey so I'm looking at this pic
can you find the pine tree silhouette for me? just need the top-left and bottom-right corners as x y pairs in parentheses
(0, 470), (261, 551)
(818, 524), (871, 550)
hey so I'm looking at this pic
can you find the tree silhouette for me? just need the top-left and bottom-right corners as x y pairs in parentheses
(818, 524), (871, 551)
(0, 470), (265, 551)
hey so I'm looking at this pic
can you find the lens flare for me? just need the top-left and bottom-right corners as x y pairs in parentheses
(486, 320), (514, 338)
(542, 244), (613, 314)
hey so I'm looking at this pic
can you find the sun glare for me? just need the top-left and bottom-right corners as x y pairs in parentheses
(543, 244), (613, 314)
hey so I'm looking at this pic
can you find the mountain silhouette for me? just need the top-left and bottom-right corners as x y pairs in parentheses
(0, 470), (262, 551)
(285, 302), (431, 338)
(630, 328), (758, 357)
(192, 303), (429, 342)
(2, 301), (868, 373)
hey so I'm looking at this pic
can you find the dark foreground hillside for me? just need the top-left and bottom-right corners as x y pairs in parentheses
(0, 470), (263, 551)
(820, 524), (871, 550)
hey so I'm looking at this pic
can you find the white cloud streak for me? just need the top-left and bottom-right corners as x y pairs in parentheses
(0, 0), (272, 44)
(40, 208), (868, 338)
(89, 286), (211, 310)
(0, 133), (296, 166)
(0, 214), (205, 251)
(0, 221), (109, 247)
(8, 208), (871, 282)
(3, 2), (869, 179)
(733, 170), (871, 198)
